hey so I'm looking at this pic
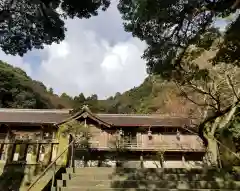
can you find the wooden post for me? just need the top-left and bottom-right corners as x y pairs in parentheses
(34, 142), (41, 176)
(182, 154), (186, 168)
(48, 143), (54, 164)
(7, 143), (16, 163)
(25, 143), (28, 161)
(140, 154), (144, 168)
(51, 162), (56, 188)
(0, 143), (4, 160)
(36, 143), (41, 162)
(4, 129), (10, 161)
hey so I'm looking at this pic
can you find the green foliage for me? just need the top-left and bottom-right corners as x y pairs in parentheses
(117, 0), (240, 166)
(228, 113), (240, 152)
(118, 0), (240, 78)
(48, 87), (54, 94)
(60, 120), (86, 136)
(216, 124), (240, 167)
(212, 16), (240, 65)
(0, 60), (72, 109)
(0, 0), (110, 56)
(71, 75), (194, 115)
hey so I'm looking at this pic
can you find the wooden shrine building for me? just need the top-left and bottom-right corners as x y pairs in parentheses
(0, 108), (206, 168)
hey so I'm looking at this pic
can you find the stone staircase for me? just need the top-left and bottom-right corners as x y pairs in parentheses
(52, 167), (240, 191)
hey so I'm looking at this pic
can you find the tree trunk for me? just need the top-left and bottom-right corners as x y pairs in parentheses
(204, 132), (218, 166)
(203, 105), (238, 167)
(203, 120), (219, 166)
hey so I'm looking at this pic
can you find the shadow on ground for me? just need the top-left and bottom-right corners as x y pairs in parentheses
(110, 167), (240, 190)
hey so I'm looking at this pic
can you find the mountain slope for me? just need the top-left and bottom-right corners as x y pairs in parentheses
(100, 76), (196, 116)
(71, 76), (197, 117)
(0, 61), (73, 109)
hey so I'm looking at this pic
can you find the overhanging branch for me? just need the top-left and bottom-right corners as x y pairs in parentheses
(226, 74), (240, 101)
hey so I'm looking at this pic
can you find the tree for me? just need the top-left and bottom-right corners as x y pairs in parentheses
(177, 61), (240, 165)
(118, 0), (240, 165)
(61, 119), (92, 167)
(74, 93), (85, 103)
(88, 94), (98, 101)
(0, 60), (57, 109)
(0, 0), (110, 56)
(118, 0), (240, 78)
(48, 87), (54, 94)
(60, 92), (73, 102)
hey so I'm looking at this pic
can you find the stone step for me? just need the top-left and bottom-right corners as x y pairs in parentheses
(57, 180), (240, 189)
(66, 167), (229, 175)
(53, 187), (240, 191)
(62, 172), (240, 181)
(66, 167), (232, 176)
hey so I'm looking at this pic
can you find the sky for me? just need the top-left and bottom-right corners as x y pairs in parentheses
(0, 2), (147, 99)
(0, 2), (231, 99)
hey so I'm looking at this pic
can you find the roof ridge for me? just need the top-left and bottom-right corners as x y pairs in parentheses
(97, 113), (190, 118)
(0, 108), (71, 113)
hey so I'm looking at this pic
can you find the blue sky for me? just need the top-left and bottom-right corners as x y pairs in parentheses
(0, 2), (230, 99)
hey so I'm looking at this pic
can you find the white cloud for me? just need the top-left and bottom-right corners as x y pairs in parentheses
(0, 3), (147, 99)
(36, 31), (147, 99)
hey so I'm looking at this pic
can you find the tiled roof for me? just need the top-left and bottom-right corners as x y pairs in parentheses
(97, 114), (192, 127)
(0, 109), (71, 124)
(0, 108), (193, 127)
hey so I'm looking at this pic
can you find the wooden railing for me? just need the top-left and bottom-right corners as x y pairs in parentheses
(0, 134), (59, 164)
(77, 140), (205, 152)
(0, 133), (58, 143)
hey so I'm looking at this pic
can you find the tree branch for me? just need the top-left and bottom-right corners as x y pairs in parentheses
(231, 0), (240, 9)
(186, 83), (220, 111)
(175, 82), (215, 108)
(226, 74), (240, 101)
(199, 98), (240, 145)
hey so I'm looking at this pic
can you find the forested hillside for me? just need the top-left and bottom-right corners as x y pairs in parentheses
(0, 61), (72, 109)
(70, 76), (196, 116)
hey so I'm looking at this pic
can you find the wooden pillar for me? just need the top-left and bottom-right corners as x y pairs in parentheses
(52, 143), (58, 162)
(0, 143), (5, 160)
(3, 129), (10, 161)
(34, 143), (41, 175)
(7, 143), (16, 163)
(48, 143), (54, 164)
(160, 153), (164, 168)
(19, 143), (28, 162)
(182, 153), (186, 168)
(140, 154), (144, 168)
(35, 143), (41, 162)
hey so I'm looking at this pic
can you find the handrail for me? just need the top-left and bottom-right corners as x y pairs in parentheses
(78, 141), (205, 151)
(27, 139), (75, 191)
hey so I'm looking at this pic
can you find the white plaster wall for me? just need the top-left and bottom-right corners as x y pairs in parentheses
(164, 161), (185, 168)
(103, 160), (116, 167)
(74, 160), (85, 167)
(26, 153), (32, 163)
(39, 153), (45, 162)
(13, 153), (19, 161)
(185, 161), (204, 168)
(143, 161), (162, 168)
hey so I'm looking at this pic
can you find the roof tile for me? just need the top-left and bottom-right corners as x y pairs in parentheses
(0, 109), (193, 127)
